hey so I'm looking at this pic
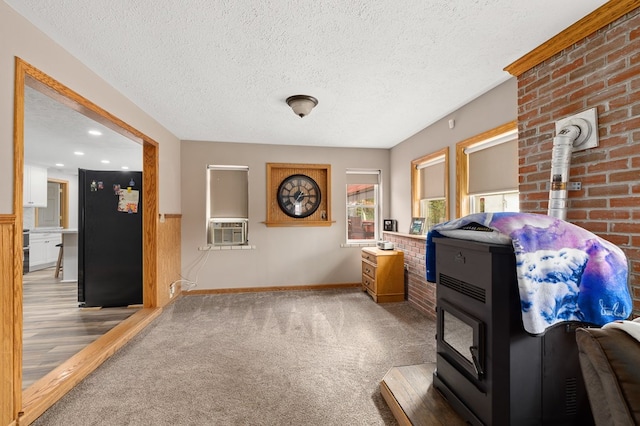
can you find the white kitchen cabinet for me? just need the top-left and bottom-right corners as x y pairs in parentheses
(23, 164), (48, 207)
(29, 232), (62, 272)
(29, 239), (47, 268)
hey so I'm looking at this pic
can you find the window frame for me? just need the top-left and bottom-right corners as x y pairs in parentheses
(346, 169), (381, 243)
(455, 121), (518, 217)
(469, 190), (520, 214)
(411, 147), (450, 230)
(206, 164), (250, 246)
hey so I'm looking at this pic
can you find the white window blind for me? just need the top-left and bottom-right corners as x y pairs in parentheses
(207, 165), (249, 218)
(466, 137), (518, 195)
(346, 170), (380, 184)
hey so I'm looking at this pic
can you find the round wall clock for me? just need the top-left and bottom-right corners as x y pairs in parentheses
(277, 174), (321, 218)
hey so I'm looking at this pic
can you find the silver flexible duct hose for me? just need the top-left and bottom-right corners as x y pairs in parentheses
(547, 125), (581, 220)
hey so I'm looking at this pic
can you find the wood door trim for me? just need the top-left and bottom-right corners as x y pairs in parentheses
(10, 57), (160, 423)
(35, 179), (69, 229)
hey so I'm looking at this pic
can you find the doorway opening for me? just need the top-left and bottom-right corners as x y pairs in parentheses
(11, 58), (160, 424)
(36, 179), (69, 229)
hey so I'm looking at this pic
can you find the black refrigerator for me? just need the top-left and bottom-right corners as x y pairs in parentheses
(78, 169), (143, 307)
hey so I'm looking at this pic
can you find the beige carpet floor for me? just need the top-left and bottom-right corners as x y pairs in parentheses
(33, 288), (436, 425)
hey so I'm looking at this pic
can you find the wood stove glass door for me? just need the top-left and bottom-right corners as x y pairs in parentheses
(438, 300), (485, 381)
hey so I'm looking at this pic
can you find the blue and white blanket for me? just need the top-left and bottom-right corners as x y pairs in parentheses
(426, 212), (632, 335)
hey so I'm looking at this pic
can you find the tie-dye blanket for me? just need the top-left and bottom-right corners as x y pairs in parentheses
(426, 212), (631, 335)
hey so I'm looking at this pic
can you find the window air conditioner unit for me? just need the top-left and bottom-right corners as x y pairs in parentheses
(208, 218), (248, 246)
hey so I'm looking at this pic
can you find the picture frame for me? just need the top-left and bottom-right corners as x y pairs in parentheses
(265, 163), (332, 227)
(409, 217), (425, 235)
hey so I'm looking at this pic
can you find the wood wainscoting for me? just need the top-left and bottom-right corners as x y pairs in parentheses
(0, 215), (18, 426)
(157, 214), (182, 307)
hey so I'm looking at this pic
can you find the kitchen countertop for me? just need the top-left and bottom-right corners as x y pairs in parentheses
(28, 228), (78, 233)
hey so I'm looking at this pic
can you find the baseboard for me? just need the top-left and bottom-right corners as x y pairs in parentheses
(184, 282), (361, 295)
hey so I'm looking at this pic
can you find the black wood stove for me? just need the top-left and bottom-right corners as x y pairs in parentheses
(432, 237), (594, 425)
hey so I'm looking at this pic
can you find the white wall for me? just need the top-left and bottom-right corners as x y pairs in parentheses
(389, 78), (518, 232)
(0, 2), (182, 215)
(179, 81), (517, 290)
(180, 141), (390, 289)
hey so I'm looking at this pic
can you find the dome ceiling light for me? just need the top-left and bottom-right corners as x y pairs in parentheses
(286, 95), (318, 118)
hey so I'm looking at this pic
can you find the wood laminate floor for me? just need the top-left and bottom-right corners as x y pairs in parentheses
(22, 267), (139, 389)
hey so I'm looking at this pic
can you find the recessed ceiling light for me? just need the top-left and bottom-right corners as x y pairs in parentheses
(121, 166), (129, 170)
(88, 129), (102, 136)
(55, 163), (64, 167)
(74, 151), (84, 156)
(101, 160), (110, 164)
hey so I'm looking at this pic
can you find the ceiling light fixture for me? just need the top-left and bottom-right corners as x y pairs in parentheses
(286, 95), (318, 118)
(74, 151), (84, 156)
(88, 129), (102, 136)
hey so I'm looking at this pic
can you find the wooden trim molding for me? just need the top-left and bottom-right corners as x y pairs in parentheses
(455, 121), (517, 218)
(0, 215), (17, 426)
(142, 142), (158, 308)
(160, 213), (182, 219)
(504, 1), (639, 76)
(265, 163), (332, 227)
(40, 178), (70, 229)
(10, 58), (162, 424)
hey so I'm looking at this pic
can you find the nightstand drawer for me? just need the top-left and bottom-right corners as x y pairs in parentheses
(362, 251), (377, 263)
(362, 274), (375, 292)
(362, 261), (376, 279)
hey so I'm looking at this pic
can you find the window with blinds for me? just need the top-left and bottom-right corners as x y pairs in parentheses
(464, 132), (519, 214)
(206, 165), (249, 245)
(346, 170), (380, 242)
(412, 148), (449, 231)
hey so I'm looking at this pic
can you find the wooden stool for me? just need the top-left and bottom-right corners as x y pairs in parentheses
(55, 243), (63, 278)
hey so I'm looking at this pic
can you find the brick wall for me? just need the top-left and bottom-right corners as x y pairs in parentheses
(383, 232), (435, 320)
(517, 8), (640, 316)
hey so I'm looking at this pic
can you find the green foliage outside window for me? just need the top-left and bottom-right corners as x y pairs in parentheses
(420, 198), (446, 231)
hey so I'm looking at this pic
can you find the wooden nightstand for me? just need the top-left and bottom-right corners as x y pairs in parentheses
(361, 247), (405, 303)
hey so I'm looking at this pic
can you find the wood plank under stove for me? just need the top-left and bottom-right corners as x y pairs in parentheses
(380, 363), (466, 426)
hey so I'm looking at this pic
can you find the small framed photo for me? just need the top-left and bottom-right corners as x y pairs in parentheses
(409, 217), (425, 235)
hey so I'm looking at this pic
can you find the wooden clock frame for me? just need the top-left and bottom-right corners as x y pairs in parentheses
(265, 163), (332, 227)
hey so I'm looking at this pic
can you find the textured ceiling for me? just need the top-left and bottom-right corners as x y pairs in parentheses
(8, 0), (609, 149)
(24, 86), (143, 176)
